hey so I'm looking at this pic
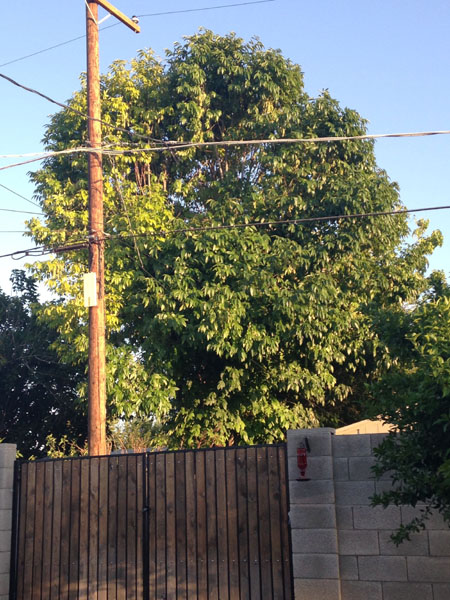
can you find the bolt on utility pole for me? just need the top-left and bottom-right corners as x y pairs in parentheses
(85, 1), (139, 456)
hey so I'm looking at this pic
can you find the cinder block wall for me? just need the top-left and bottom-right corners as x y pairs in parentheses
(0, 444), (15, 600)
(288, 429), (450, 600)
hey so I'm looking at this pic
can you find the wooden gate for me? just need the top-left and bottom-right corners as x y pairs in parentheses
(11, 445), (293, 599)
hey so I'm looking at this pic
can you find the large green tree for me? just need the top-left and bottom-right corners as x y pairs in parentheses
(371, 275), (450, 541)
(28, 31), (441, 448)
(0, 271), (85, 457)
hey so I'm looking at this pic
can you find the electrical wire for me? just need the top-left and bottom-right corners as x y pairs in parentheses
(2, 203), (449, 260)
(0, 1), (275, 68)
(0, 183), (41, 208)
(2, 127), (450, 174)
(0, 207), (42, 215)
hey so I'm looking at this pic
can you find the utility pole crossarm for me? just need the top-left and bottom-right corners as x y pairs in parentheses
(94, 0), (140, 33)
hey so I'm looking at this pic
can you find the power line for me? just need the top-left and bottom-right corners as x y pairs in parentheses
(2, 203), (449, 260)
(0, 207), (42, 215)
(0, 1), (275, 68)
(2, 127), (450, 173)
(0, 183), (41, 208)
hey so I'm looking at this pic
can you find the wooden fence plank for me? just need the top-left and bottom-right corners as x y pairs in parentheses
(78, 459), (90, 600)
(127, 454), (139, 600)
(236, 448), (250, 600)
(195, 451), (207, 599)
(205, 450), (218, 600)
(88, 457), (100, 600)
(215, 449), (229, 599)
(50, 461), (62, 600)
(226, 449), (240, 600)
(41, 461), (54, 600)
(68, 459), (80, 600)
(59, 460), (72, 600)
(175, 452), (187, 599)
(117, 456), (127, 600)
(165, 453), (176, 598)
(31, 462), (44, 600)
(257, 447), (273, 600)
(278, 446), (293, 600)
(97, 457), (109, 600)
(268, 448), (284, 599)
(185, 451), (197, 598)
(246, 448), (261, 600)
(155, 452), (166, 600)
(22, 463), (36, 599)
(135, 454), (144, 600)
(107, 456), (118, 600)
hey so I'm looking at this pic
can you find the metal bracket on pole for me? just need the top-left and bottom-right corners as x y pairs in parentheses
(94, 0), (141, 33)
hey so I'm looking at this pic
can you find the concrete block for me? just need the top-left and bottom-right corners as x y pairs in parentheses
(290, 504), (336, 529)
(433, 583), (450, 600)
(292, 528), (338, 554)
(0, 446), (16, 469)
(339, 556), (358, 580)
(287, 429), (334, 457)
(338, 529), (379, 555)
(348, 457), (376, 480)
(336, 506), (353, 529)
(358, 556), (407, 581)
(334, 481), (375, 506)
(294, 578), (340, 600)
(401, 507), (448, 530)
(290, 480), (335, 505)
(0, 470), (13, 491)
(382, 582), (432, 600)
(353, 505), (401, 530)
(333, 458), (349, 481)
(333, 435), (372, 458)
(293, 553), (339, 579)
(370, 433), (388, 453)
(429, 530), (450, 556)
(0, 510), (12, 532)
(340, 580), (382, 600)
(0, 552), (10, 574)
(0, 534), (11, 553)
(379, 530), (429, 556)
(0, 573), (9, 596)
(407, 557), (450, 582)
(288, 455), (333, 481)
(0, 491), (12, 511)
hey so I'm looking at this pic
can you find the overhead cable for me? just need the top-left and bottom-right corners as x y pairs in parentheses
(0, 183), (41, 208)
(0, 1), (275, 68)
(2, 203), (449, 260)
(0, 207), (42, 215)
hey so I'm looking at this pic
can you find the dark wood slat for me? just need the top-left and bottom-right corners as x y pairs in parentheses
(185, 451), (197, 599)
(246, 448), (261, 600)
(154, 453), (166, 600)
(268, 448), (284, 599)
(23, 463), (36, 600)
(205, 450), (218, 600)
(135, 455), (144, 600)
(41, 461), (54, 600)
(215, 449), (229, 599)
(278, 446), (293, 600)
(68, 459), (80, 600)
(257, 447), (273, 600)
(226, 449), (240, 600)
(236, 449), (250, 600)
(88, 457), (100, 600)
(16, 463), (27, 600)
(59, 460), (72, 600)
(78, 459), (90, 600)
(107, 456), (119, 600)
(117, 456), (128, 600)
(127, 455), (139, 600)
(195, 451), (208, 600)
(165, 453), (176, 598)
(97, 457), (109, 600)
(32, 462), (44, 600)
(175, 452), (187, 599)
(50, 461), (62, 600)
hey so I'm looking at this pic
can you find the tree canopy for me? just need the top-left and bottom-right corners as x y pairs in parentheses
(370, 276), (450, 541)
(27, 31), (441, 448)
(0, 271), (85, 458)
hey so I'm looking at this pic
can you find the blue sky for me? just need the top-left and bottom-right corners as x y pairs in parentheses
(1, 0), (449, 294)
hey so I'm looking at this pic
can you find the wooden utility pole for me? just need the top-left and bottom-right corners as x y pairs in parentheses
(85, 1), (139, 456)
